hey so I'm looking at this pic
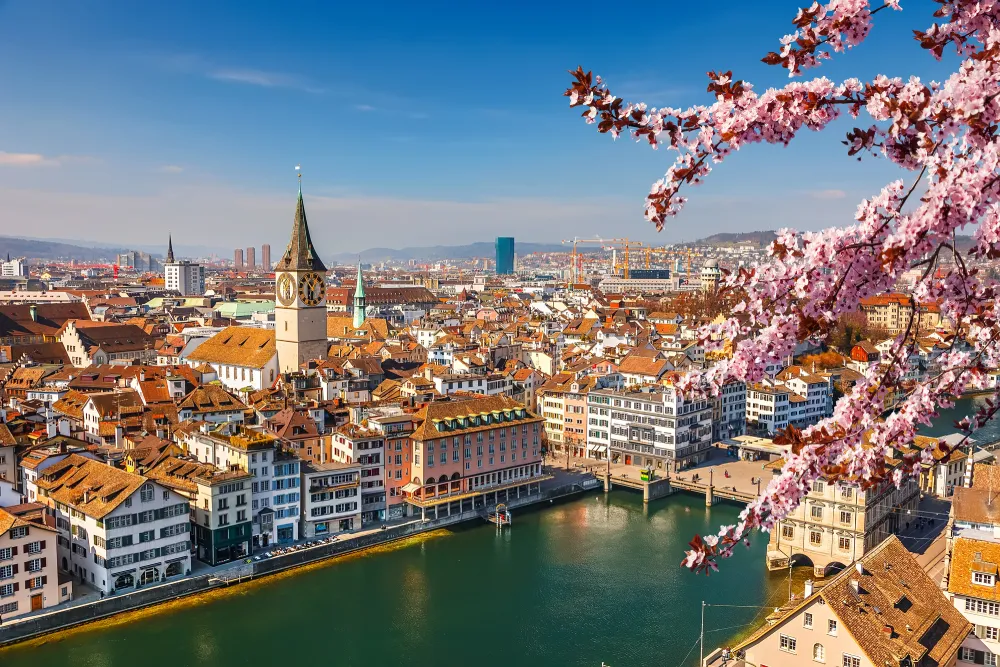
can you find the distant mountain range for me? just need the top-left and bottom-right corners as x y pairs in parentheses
(0, 236), (131, 263)
(327, 241), (570, 264)
(681, 230), (976, 252)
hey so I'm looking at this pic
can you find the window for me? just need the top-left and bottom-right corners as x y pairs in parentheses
(25, 541), (42, 555)
(782, 525), (794, 539)
(839, 511), (852, 525)
(138, 530), (156, 543)
(0, 565), (12, 580)
(842, 654), (860, 667)
(810, 531), (822, 546)
(803, 612), (813, 629)
(975, 572), (996, 586)
(26, 558), (43, 573)
(838, 536), (851, 551)
(967, 598), (1000, 616)
(976, 625), (1000, 641)
(779, 634), (797, 653)
(10, 526), (27, 539)
(0, 547), (11, 561)
(810, 506), (823, 520)
(812, 481), (825, 492)
(813, 643), (825, 663)
(28, 576), (43, 590)
(0, 601), (16, 614)
(0, 584), (13, 597)
(140, 484), (154, 502)
(828, 620), (838, 636)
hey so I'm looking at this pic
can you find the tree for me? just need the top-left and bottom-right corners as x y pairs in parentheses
(566, 0), (1000, 573)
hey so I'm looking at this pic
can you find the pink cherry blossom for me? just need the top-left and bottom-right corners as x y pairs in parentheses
(566, 0), (1000, 573)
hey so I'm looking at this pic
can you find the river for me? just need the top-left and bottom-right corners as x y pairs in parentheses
(0, 491), (805, 667)
(919, 395), (1000, 443)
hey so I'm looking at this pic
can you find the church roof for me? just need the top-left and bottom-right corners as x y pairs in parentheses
(166, 234), (175, 263)
(354, 262), (365, 299)
(275, 183), (326, 272)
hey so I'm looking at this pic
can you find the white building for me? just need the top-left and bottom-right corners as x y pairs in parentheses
(713, 379), (747, 441)
(0, 257), (27, 278)
(164, 262), (206, 297)
(271, 450), (302, 543)
(588, 385), (713, 471)
(330, 425), (386, 525)
(184, 326), (279, 392)
(179, 423), (281, 549)
(300, 461), (362, 538)
(32, 455), (192, 594)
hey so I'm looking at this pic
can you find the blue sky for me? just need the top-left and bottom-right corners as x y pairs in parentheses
(0, 0), (957, 257)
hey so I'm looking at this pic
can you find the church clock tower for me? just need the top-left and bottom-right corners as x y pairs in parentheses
(275, 175), (328, 373)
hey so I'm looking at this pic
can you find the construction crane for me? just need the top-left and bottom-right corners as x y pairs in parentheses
(561, 238), (642, 283)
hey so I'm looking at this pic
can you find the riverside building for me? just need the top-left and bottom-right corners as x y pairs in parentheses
(587, 385), (713, 472)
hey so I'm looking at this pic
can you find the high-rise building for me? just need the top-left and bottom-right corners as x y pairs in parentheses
(274, 178), (328, 372)
(164, 235), (206, 296)
(234, 248), (244, 271)
(0, 254), (26, 278)
(261, 244), (271, 271)
(246, 246), (256, 270)
(495, 237), (515, 275)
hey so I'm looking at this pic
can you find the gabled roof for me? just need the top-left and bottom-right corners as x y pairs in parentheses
(34, 453), (151, 519)
(186, 326), (276, 369)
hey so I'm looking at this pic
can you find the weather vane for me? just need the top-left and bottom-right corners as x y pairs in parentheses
(295, 163), (302, 193)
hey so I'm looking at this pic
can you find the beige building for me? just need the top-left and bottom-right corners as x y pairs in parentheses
(0, 506), (61, 619)
(767, 454), (919, 576)
(729, 536), (969, 667)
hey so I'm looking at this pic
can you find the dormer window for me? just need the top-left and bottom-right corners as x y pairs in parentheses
(974, 572), (995, 586)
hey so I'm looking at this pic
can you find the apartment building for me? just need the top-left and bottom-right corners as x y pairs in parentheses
(270, 450), (302, 542)
(31, 455), (192, 594)
(537, 376), (595, 460)
(712, 378), (746, 441)
(330, 424), (386, 525)
(746, 371), (832, 437)
(860, 293), (943, 334)
(368, 413), (416, 521)
(0, 506), (61, 618)
(300, 461), (362, 538)
(766, 455), (919, 575)
(402, 395), (544, 520)
(192, 469), (253, 565)
(733, 536), (969, 667)
(178, 423), (281, 549)
(587, 385), (713, 472)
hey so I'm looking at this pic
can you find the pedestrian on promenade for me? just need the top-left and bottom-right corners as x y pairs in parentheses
(722, 646), (731, 666)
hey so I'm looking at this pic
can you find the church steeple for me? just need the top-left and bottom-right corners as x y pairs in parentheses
(275, 174), (326, 272)
(353, 260), (366, 328)
(166, 234), (175, 263)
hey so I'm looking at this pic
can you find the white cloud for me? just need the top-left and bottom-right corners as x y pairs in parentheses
(158, 165), (184, 174)
(354, 104), (377, 112)
(808, 189), (848, 200)
(0, 152), (61, 167)
(206, 67), (324, 94)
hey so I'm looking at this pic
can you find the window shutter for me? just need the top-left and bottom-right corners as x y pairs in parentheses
(40, 540), (46, 550)
(12, 582), (18, 592)
(41, 558), (46, 568)
(10, 546), (16, 556)
(41, 576), (47, 585)
(11, 564), (17, 575)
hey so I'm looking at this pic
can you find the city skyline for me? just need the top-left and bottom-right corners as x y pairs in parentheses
(0, 1), (955, 251)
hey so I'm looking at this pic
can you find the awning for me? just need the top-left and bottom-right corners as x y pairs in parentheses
(401, 482), (421, 493)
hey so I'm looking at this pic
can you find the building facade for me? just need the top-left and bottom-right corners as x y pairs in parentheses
(495, 237), (515, 275)
(0, 507), (61, 619)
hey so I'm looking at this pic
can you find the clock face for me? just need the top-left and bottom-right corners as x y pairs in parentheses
(298, 272), (326, 307)
(276, 273), (296, 306)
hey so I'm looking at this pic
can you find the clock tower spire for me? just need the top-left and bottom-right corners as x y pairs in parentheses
(275, 167), (328, 372)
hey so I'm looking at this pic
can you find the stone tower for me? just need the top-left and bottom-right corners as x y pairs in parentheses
(352, 260), (366, 328)
(274, 178), (328, 373)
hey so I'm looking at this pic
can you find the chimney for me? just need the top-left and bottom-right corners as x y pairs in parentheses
(855, 562), (864, 575)
(46, 421), (57, 438)
(803, 579), (814, 597)
(850, 579), (860, 594)
(29, 304), (37, 322)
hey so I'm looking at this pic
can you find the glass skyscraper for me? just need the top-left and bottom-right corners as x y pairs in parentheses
(495, 237), (515, 274)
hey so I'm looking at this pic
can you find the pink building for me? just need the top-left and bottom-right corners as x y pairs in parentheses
(0, 504), (64, 619)
(402, 395), (545, 520)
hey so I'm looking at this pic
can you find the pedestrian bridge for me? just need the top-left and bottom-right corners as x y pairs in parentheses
(604, 471), (757, 506)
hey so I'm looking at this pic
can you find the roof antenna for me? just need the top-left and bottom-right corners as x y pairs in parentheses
(296, 164), (302, 195)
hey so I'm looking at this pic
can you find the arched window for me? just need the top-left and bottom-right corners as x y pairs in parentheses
(813, 643), (825, 663)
